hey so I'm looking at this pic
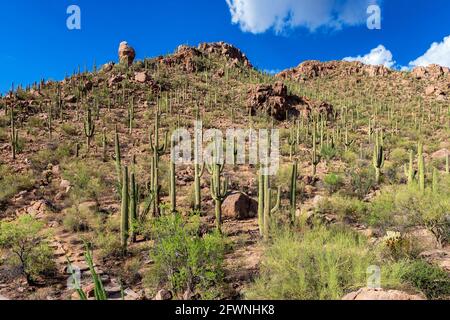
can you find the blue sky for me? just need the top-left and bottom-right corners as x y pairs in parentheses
(1, 0), (450, 93)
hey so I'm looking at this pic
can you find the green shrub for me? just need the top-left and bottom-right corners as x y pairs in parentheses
(62, 160), (110, 202)
(317, 195), (367, 222)
(245, 226), (403, 300)
(346, 165), (375, 199)
(30, 142), (73, 171)
(0, 215), (55, 285)
(62, 205), (101, 232)
(368, 181), (450, 243)
(144, 214), (225, 299)
(323, 173), (344, 195)
(402, 260), (450, 300)
(0, 164), (35, 204)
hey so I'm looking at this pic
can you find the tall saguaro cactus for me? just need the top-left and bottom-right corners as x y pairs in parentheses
(114, 127), (122, 193)
(372, 131), (385, 184)
(169, 138), (177, 214)
(84, 109), (95, 151)
(262, 174), (280, 241)
(129, 171), (138, 242)
(10, 109), (18, 160)
(149, 111), (168, 217)
(418, 142), (425, 192)
(121, 166), (129, 253)
(207, 160), (229, 233)
(289, 161), (299, 224)
(404, 150), (415, 184)
(311, 124), (321, 176)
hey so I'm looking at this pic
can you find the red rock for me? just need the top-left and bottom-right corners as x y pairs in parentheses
(222, 192), (258, 220)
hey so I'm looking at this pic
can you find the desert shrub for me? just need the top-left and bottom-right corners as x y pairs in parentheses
(321, 145), (337, 162)
(30, 142), (73, 171)
(390, 148), (408, 165)
(0, 164), (35, 204)
(0, 215), (55, 285)
(245, 226), (403, 300)
(346, 165), (375, 199)
(323, 173), (344, 195)
(62, 205), (101, 232)
(62, 160), (110, 202)
(368, 181), (450, 243)
(402, 260), (450, 300)
(27, 116), (45, 128)
(342, 150), (358, 164)
(95, 231), (123, 259)
(317, 195), (367, 222)
(144, 214), (225, 299)
(60, 123), (78, 136)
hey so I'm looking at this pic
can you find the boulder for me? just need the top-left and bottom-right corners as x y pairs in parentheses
(222, 192), (258, 220)
(419, 248), (450, 272)
(101, 62), (115, 73)
(342, 288), (425, 300)
(406, 227), (440, 252)
(134, 71), (151, 83)
(108, 74), (124, 87)
(155, 289), (173, 300)
(118, 41), (136, 66)
(431, 148), (449, 159)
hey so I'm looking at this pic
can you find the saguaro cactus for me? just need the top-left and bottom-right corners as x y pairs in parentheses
(169, 138), (177, 214)
(404, 150), (415, 184)
(311, 126), (321, 176)
(289, 161), (299, 224)
(257, 169), (265, 237)
(263, 174), (280, 241)
(418, 142), (425, 192)
(149, 111), (168, 217)
(129, 171), (138, 242)
(10, 109), (18, 160)
(207, 160), (229, 233)
(372, 131), (385, 184)
(121, 166), (129, 252)
(114, 127), (122, 193)
(84, 109), (95, 151)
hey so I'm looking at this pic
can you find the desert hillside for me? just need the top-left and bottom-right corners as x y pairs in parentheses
(0, 41), (449, 301)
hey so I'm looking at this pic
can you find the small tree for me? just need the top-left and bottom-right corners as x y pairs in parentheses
(0, 215), (55, 285)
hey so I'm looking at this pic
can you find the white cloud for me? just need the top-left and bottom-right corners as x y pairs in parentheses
(225, 0), (379, 34)
(343, 45), (395, 68)
(409, 35), (450, 68)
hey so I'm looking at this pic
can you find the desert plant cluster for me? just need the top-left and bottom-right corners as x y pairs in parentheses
(0, 42), (449, 300)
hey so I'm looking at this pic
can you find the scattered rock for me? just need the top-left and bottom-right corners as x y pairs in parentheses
(118, 41), (136, 66)
(134, 71), (151, 83)
(108, 74), (124, 87)
(419, 248), (450, 272)
(222, 192), (258, 220)
(155, 289), (173, 300)
(405, 227), (441, 252)
(342, 288), (425, 300)
(431, 148), (449, 159)
(101, 62), (115, 73)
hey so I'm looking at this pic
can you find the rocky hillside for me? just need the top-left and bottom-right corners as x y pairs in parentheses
(0, 41), (449, 301)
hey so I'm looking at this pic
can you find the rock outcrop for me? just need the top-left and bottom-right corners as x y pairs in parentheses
(342, 288), (426, 300)
(412, 64), (450, 80)
(118, 41), (136, 66)
(199, 42), (252, 68)
(247, 81), (334, 121)
(277, 60), (391, 81)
